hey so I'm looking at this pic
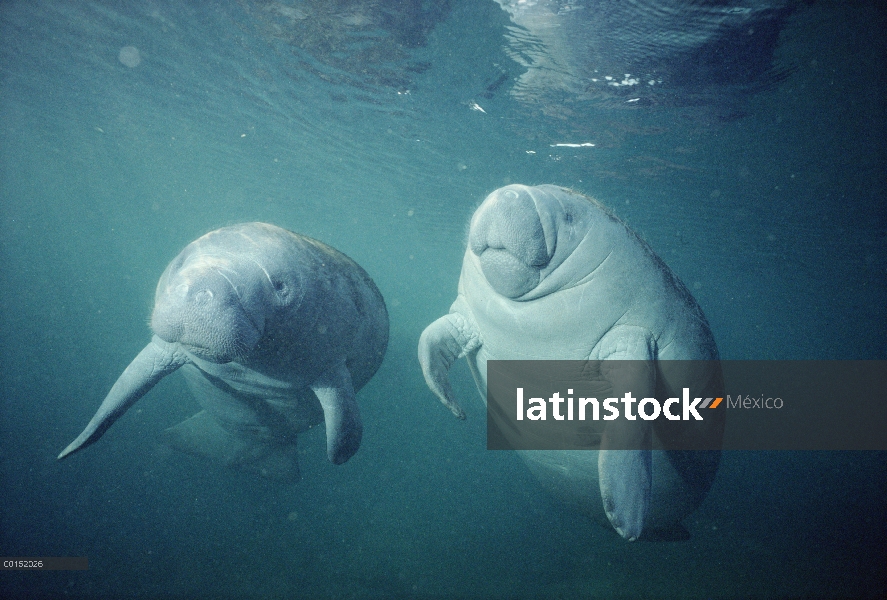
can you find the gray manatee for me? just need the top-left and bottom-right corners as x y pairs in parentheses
(59, 223), (388, 479)
(419, 184), (724, 541)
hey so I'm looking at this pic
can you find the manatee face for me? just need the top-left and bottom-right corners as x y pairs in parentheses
(468, 184), (598, 299)
(151, 226), (303, 363)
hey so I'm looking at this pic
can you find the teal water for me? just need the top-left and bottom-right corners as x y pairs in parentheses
(1, 1), (884, 598)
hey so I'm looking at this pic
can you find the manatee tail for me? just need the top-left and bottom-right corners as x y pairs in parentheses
(162, 411), (301, 481)
(58, 335), (189, 460)
(418, 313), (482, 419)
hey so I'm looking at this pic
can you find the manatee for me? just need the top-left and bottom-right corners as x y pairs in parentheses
(418, 184), (724, 541)
(59, 223), (388, 480)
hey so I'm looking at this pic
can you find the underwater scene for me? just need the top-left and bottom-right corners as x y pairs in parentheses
(1, 1), (884, 598)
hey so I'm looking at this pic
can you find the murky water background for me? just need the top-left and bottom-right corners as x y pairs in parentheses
(1, 1), (884, 597)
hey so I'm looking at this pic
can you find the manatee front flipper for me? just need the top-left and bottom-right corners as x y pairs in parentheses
(596, 327), (656, 541)
(598, 439), (652, 542)
(311, 362), (362, 465)
(418, 312), (482, 419)
(58, 336), (189, 460)
(162, 411), (300, 480)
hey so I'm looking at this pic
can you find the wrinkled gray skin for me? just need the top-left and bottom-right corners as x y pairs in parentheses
(419, 184), (723, 541)
(59, 223), (388, 480)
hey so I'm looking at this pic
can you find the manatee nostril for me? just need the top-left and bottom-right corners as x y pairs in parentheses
(194, 290), (213, 304)
(471, 186), (550, 270)
(175, 284), (189, 298)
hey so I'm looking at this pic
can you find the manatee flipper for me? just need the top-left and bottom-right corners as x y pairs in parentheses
(598, 446), (652, 541)
(58, 336), (189, 460)
(596, 328), (656, 541)
(161, 411), (300, 480)
(418, 312), (482, 419)
(311, 362), (362, 465)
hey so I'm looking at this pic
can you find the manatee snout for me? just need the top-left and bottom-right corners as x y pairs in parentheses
(152, 261), (264, 363)
(469, 185), (554, 298)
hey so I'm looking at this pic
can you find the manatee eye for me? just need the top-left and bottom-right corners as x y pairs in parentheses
(564, 212), (574, 224)
(272, 280), (289, 296)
